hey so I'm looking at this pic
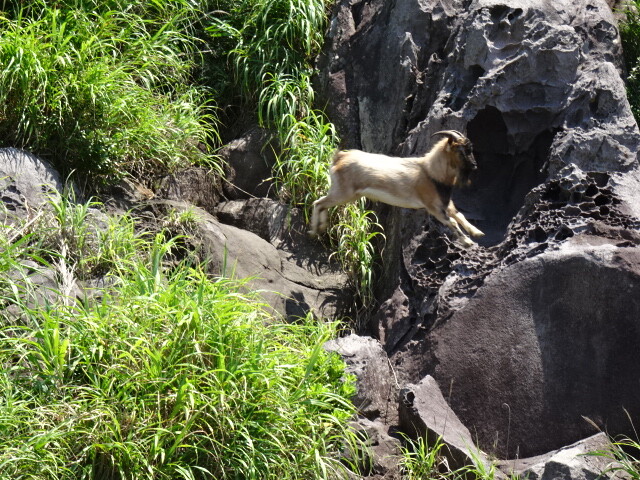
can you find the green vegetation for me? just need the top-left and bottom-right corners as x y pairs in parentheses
(400, 436), (500, 480)
(606, 436), (640, 479)
(0, 0), (380, 305)
(0, 0), (217, 181)
(620, 0), (640, 121)
(0, 0), (386, 474)
(0, 197), (359, 479)
(209, 0), (383, 305)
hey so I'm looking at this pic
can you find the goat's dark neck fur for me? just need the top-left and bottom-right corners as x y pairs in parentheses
(432, 177), (453, 205)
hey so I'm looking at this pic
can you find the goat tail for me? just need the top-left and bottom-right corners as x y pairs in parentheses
(331, 150), (344, 166)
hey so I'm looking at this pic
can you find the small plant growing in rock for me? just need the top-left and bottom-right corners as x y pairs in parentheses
(400, 435), (453, 479)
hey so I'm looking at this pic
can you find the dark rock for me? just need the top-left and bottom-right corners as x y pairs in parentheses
(157, 167), (222, 214)
(347, 418), (403, 480)
(371, 286), (413, 354)
(419, 236), (640, 458)
(0, 148), (64, 226)
(219, 127), (278, 200)
(325, 334), (398, 424)
(497, 433), (624, 480)
(102, 177), (154, 211)
(214, 198), (291, 243)
(399, 375), (495, 473)
(317, 0), (640, 462)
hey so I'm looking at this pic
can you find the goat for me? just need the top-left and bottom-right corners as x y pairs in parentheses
(309, 130), (484, 247)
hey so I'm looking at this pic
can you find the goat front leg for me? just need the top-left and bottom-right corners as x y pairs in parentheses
(430, 206), (476, 248)
(447, 202), (484, 238)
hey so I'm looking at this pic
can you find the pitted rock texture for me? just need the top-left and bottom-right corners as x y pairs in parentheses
(317, 0), (637, 244)
(317, 0), (640, 459)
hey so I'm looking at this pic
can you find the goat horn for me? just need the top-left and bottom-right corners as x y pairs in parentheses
(432, 130), (466, 141)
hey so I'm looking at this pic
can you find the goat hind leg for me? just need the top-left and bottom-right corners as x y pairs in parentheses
(309, 197), (328, 236)
(309, 190), (360, 236)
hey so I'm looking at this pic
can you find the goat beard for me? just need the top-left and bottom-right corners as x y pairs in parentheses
(457, 164), (475, 186)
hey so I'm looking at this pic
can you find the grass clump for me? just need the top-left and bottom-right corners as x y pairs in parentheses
(620, 0), (640, 122)
(400, 435), (451, 480)
(0, 201), (360, 480)
(206, 0), (326, 129)
(0, 1), (218, 182)
(400, 435), (501, 480)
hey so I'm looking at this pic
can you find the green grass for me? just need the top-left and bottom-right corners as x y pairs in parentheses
(400, 435), (502, 480)
(600, 436), (640, 479)
(0, 198), (360, 479)
(206, 0), (326, 128)
(620, 0), (640, 122)
(400, 435), (451, 480)
(0, 1), (219, 182)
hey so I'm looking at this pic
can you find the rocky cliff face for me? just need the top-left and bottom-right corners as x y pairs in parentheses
(317, 0), (640, 459)
(5, 0), (638, 475)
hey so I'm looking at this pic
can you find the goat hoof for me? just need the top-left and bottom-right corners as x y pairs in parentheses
(459, 237), (476, 248)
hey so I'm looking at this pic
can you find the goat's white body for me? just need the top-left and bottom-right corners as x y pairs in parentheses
(310, 137), (484, 247)
(358, 187), (425, 209)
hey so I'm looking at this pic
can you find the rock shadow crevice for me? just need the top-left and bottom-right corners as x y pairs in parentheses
(462, 106), (551, 246)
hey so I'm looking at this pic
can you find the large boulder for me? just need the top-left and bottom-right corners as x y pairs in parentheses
(139, 199), (351, 320)
(424, 234), (640, 457)
(0, 148), (64, 226)
(317, 0), (640, 459)
(219, 127), (278, 200)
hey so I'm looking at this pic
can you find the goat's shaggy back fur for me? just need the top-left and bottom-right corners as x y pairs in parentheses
(309, 131), (484, 247)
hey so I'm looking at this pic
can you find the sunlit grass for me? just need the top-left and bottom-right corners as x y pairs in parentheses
(400, 435), (502, 480)
(0, 198), (360, 479)
(0, 1), (219, 182)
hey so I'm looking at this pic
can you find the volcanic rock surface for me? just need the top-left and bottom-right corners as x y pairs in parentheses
(317, 0), (640, 460)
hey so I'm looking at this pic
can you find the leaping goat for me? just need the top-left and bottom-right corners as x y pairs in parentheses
(309, 130), (484, 247)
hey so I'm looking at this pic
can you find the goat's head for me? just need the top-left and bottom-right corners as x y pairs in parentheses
(433, 130), (477, 186)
